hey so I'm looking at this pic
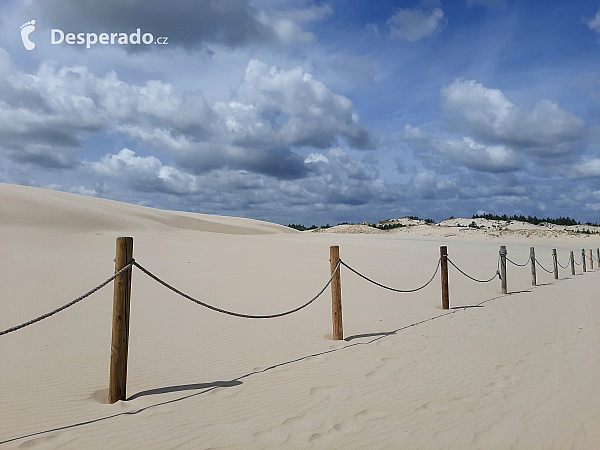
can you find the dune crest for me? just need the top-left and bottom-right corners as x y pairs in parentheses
(0, 183), (295, 235)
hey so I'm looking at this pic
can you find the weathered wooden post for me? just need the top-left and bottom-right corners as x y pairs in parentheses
(330, 246), (343, 340)
(570, 250), (575, 276)
(582, 249), (587, 273)
(552, 249), (558, 280)
(440, 246), (449, 309)
(109, 236), (133, 404)
(530, 247), (536, 286)
(597, 248), (599, 265)
(500, 246), (507, 294)
(590, 250), (594, 270)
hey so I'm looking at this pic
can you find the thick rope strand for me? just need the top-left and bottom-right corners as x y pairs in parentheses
(0, 262), (134, 336)
(340, 258), (440, 293)
(133, 260), (340, 319)
(447, 258), (500, 283)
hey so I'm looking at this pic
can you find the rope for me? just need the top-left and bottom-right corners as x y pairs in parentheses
(557, 259), (570, 270)
(447, 258), (500, 283)
(133, 260), (340, 319)
(534, 258), (554, 274)
(0, 262), (134, 337)
(340, 258), (440, 293)
(506, 256), (530, 267)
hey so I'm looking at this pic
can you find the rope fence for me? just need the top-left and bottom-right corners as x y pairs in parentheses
(506, 257), (529, 267)
(535, 258), (554, 274)
(1, 237), (598, 403)
(133, 260), (341, 319)
(0, 262), (134, 337)
(447, 258), (500, 283)
(340, 259), (440, 293)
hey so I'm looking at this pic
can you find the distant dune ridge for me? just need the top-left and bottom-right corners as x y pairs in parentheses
(310, 216), (600, 238)
(1, 183), (600, 449)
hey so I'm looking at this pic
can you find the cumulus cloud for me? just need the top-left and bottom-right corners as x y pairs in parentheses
(586, 9), (600, 34)
(409, 172), (457, 199)
(565, 158), (600, 179)
(88, 148), (198, 195)
(402, 124), (425, 140)
(32, 0), (327, 51)
(82, 146), (395, 213)
(304, 153), (329, 164)
(440, 78), (585, 153)
(257, 4), (333, 43)
(229, 59), (373, 149)
(431, 137), (520, 172)
(0, 51), (214, 144)
(387, 6), (447, 41)
(1, 52), (386, 213)
(0, 50), (372, 181)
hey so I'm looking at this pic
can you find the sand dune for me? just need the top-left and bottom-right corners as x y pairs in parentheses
(0, 183), (294, 235)
(1, 184), (600, 449)
(313, 217), (600, 239)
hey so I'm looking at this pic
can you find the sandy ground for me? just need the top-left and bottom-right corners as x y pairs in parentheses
(1, 183), (600, 449)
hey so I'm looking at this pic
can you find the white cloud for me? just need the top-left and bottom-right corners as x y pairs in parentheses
(409, 172), (457, 199)
(586, 9), (600, 33)
(304, 153), (329, 164)
(403, 124), (425, 140)
(81, 145), (397, 212)
(0, 50), (372, 180)
(387, 6), (447, 41)
(585, 203), (600, 211)
(223, 59), (373, 149)
(69, 186), (97, 196)
(432, 137), (520, 172)
(566, 158), (600, 179)
(258, 4), (333, 43)
(89, 148), (199, 195)
(440, 78), (585, 152)
(0, 56), (213, 158)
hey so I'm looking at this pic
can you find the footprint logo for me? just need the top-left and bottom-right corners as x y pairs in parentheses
(20, 20), (36, 50)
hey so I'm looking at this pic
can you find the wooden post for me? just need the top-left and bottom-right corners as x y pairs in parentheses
(570, 251), (575, 276)
(330, 246), (343, 340)
(500, 246), (507, 294)
(552, 249), (558, 280)
(597, 248), (599, 265)
(440, 246), (449, 309)
(530, 247), (536, 286)
(109, 237), (133, 404)
(582, 249), (587, 273)
(590, 250), (594, 270)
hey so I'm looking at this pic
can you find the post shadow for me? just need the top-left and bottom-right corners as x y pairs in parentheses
(127, 380), (242, 401)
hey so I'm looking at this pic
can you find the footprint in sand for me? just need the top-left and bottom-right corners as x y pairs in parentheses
(20, 20), (36, 50)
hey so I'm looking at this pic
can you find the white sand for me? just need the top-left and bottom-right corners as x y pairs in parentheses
(1, 183), (600, 449)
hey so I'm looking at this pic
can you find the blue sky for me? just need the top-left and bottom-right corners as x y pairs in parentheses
(0, 0), (599, 224)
